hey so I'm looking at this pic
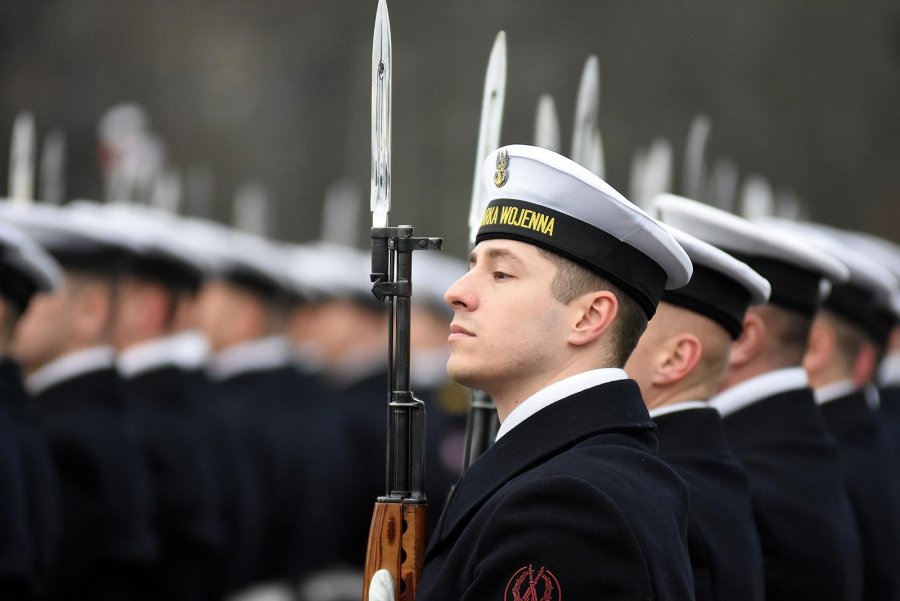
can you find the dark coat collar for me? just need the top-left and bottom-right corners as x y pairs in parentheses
(653, 406), (731, 457)
(436, 379), (653, 540)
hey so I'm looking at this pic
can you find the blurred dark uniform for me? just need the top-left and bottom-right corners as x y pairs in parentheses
(819, 384), (900, 600)
(0, 357), (59, 600)
(119, 333), (224, 601)
(208, 333), (327, 586)
(26, 347), (157, 601)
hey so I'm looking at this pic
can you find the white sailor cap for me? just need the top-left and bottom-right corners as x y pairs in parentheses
(163, 216), (289, 299)
(658, 223), (770, 338)
(0, 201), (130, 273)
(68, 201), (205, 291)
(838, 231), (900, 326)
(476, 145), (692, 318)
(283, 242), (377, 306)
(0, 221), (62, 312)
(411, 251), (467, 317)
(653, 194), (848, 318)
(761, 219), (897, 345)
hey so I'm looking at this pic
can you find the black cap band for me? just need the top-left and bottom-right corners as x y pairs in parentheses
(125, 253), (202, 293)
(0, 263), (38, 314)
(661, 264), (752, 339)
(825, 282), (888, 347)
(727, 252), (822, 317)
(476, 198), (667, 318)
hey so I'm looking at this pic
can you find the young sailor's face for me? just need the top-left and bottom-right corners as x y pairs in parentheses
(443, 239), (568, 397)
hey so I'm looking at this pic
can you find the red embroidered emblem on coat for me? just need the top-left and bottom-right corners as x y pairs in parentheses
(504, 564), (560, 601)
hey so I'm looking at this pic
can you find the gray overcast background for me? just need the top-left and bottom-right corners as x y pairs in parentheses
(1, 0), (898, 257)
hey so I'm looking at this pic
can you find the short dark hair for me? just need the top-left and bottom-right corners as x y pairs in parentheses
(538, 248), (648, 367)
(754, 303), (813, 366)
(820, 310), (867, 373)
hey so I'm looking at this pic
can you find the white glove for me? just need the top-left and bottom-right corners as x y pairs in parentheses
(368, 569), (396, 601)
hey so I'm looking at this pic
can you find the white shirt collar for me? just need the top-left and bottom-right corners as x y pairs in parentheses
(495, 368), (627, 441)
(25, 346), (116, 396)
(208, 335), (292, 381)
(709, 367), (808, 418)
(649, 400), (708, 419)
(813, 378), (858, 406)
(879, 351), (900, 387)
(117, 331), (210, 377)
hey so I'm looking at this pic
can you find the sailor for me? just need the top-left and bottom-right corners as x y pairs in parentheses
(0, 220), (61, 599)
(416, 145), (695, 600)
(78, 202), (224, 601)
(654, 195), (864, 601)
(193, 220), (325, 591)
(769, 220), (900, 601)
(0, 202), (157, 601)
(624, 219), (768, 601)
(291, 242), (390, 578)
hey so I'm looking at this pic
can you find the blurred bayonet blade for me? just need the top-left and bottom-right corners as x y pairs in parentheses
(588, 128), (605, 179)
(643, 138), (673, 206)
(370, 0), (392, 228)
(571, 55), (601, 175)
(708, 158), (739, 212)
(322, 179), (362, 246)
(740, 175), (774, 220)
(233, 181), (271, 237)
(150, 168), (182, 214)
(534, 94), (560, 153)
(628, 147), (649, 208)
(682, 114), (711, 200)
(40, 130), (66, 205)
(9, 111), (36, 203)
(774, 187), (805, 220)
(468, 31), (507, 246)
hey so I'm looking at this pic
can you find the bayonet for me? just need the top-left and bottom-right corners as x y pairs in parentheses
(8, 111), (35, 204)
(371, 0), (392, 230)
(571, 55), (604, 177)
(39, 130), (66, 205)
(534, 94), (560, 153)
(682, 114), (711, 201)
(467, 31), (506, 247)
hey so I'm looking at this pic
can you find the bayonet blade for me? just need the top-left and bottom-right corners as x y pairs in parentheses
(8, 111), (35, 204)
(370, 0), (392, 228)
(468, 31), (506, 247)
(534, 94), (560, 153)
(571, 55), (602, 176)
(682, 114), (711, 201)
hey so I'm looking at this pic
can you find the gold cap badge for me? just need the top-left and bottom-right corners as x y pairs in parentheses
(494, 148), (510, 188)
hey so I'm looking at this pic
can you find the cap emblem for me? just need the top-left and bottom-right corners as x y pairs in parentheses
(494, 149), (510, 188)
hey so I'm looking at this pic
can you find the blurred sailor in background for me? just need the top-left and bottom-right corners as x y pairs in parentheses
(0, 202), (157, 601)
(0, 219), (61, 599)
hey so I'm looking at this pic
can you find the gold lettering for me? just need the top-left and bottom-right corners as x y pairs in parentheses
(480, 206), (498, 226)
(500, 206), (518, 225)
(544, 217), (555, 236)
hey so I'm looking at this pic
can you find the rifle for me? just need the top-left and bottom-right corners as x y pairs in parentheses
(363, 2), (442, 599)
(460, 32), (506, 473)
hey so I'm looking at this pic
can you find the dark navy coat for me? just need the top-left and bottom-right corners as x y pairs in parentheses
(653, 407), (765, 601)
(0, 358), (59, 600)
(819, 390), (900, 601)
(720, 388), (864, 601)
(122, 364), (224, 601)
(419, 380), (694, 601)
(28, 366), (157, 601)
(212, 363), (327, 585)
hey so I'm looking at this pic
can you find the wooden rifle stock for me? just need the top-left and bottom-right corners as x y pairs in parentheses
(363, 501), (427, 601)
